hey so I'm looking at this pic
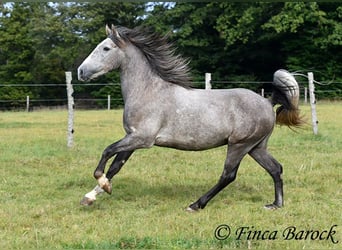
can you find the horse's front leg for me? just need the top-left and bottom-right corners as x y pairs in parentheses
(99, 150), (135, 194)
(80, 151), (134, 206)
(81, 133), (151, 206)
(93, 134), (150, 179)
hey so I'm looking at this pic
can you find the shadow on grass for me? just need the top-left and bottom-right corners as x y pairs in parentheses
(71, 175), (265, 210)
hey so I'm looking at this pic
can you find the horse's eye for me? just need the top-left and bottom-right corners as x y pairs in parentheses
(103, 47), (111, 51)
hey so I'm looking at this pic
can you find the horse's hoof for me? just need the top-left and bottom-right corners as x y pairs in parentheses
(185, 206), (199, 213)
(264, 203), (280, 210)
(102, 182), (112, 195)
(80, 196), (95, 206)
(186, 202), (201, 212)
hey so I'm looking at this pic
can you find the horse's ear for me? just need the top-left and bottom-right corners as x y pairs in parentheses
(111, 24), (120, 39)
(105, 24), (112, 36)
(106, 24), (120, 39)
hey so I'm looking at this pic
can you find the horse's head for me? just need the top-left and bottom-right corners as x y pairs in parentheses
(78, 25), (125, 81)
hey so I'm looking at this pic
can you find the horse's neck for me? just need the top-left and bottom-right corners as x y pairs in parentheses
(120, 46), (161, 102)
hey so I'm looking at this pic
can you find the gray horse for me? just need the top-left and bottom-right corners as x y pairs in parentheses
(78, 25), (303, 211)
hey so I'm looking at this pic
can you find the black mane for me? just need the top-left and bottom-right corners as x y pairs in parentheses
(112, 26), (192, 88)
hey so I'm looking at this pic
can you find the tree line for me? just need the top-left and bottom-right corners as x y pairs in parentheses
(0, 2), (341, 109)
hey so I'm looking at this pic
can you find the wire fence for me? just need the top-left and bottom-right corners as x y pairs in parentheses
(0, 82), (121, 111)
(0, 80), (341, 111)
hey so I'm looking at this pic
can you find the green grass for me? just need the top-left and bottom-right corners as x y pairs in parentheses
(0, 102), (341, 249)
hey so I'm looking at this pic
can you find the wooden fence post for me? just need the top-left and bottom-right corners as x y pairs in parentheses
(66, 72), (74, 147)
(308, 72), (318, 135)
(205, 73), (212, 89)
(304, 87), (307, 103)
(107, 95), (111, 110)
(26, 96), (30, 112)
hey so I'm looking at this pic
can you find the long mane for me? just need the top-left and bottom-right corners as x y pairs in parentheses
(113, 26), (192, 88)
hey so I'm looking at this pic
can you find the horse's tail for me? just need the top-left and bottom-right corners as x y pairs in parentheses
(271, 69), (304, 128)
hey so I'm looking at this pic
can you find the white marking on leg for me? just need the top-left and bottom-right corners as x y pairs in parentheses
(186, 207), (196, 212)
(97, 173), (110, 188)
(84, 185), (104, 201)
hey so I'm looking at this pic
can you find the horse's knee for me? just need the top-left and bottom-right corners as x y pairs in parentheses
(94, 170), (103, 179)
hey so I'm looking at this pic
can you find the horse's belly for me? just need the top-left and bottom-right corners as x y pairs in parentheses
(154, 129), (228, 151)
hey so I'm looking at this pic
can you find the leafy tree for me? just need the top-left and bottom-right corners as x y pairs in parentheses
(144, 2), (228, 86)
(261, 2), (342, 97)
(145, 2), (342, 97)
(0, 2), (341, 108)
(0, 2), (146, 108)
(0, 3), (36, 104)
(145, 2), (284, 88)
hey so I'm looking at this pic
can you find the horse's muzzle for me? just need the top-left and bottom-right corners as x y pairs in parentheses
(77, 67), (87, 81)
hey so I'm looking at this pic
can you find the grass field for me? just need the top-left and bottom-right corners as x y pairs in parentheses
(0, 101), (341, 249)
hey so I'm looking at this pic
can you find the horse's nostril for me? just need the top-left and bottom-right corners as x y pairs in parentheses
(78, 67), (84, 80)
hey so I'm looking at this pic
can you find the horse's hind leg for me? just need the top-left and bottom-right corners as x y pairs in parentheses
(187, 143), (248, 211)
(249, 147), (283, 209)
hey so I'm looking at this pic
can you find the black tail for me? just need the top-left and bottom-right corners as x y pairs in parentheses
(272, 69), (304, 128)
